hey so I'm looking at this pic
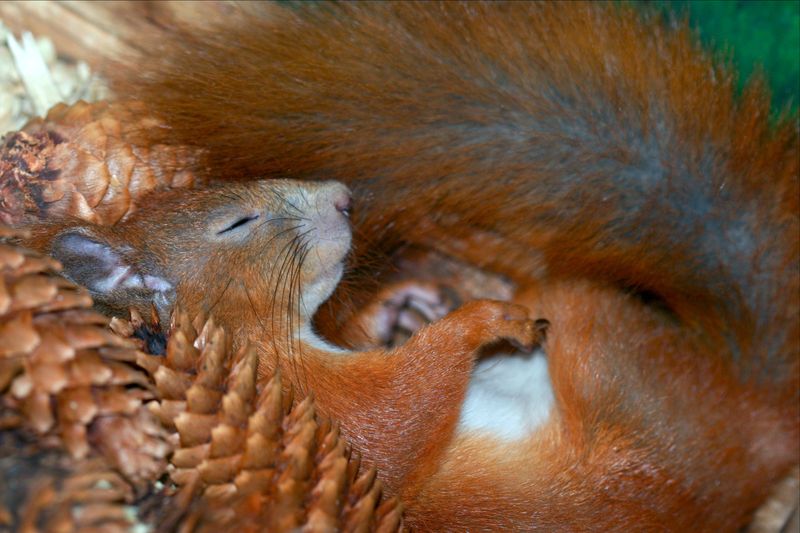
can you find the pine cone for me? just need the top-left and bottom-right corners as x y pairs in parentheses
(116, 305), (405, 533)
(1, 224), (170, 531)
(0, 99), (206, 227)
(0, 431), (144, 533)
(0, 224), (167, 465)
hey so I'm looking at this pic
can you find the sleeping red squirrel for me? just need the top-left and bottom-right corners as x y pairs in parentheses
(31, 1), (800, 531)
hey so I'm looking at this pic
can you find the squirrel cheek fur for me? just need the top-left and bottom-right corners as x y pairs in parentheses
(88, 1), (798, 531)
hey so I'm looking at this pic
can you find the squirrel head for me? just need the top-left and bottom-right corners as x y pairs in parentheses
(39, 179), (353, 343)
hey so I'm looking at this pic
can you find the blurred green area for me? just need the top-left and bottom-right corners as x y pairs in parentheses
(646, 1), (800, 116)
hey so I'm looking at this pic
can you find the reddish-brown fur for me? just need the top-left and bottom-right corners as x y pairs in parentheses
(93, 1), (800, 531)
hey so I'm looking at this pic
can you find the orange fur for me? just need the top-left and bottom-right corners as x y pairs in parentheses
(89, 1), (800, 531)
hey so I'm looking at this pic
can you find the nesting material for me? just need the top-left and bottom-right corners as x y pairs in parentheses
(747, 465), (800, 533)
(1, 99), (206, 227)
(0, 21), (109, 136)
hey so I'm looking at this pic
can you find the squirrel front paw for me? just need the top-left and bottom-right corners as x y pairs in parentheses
(454, 299), (546, 352)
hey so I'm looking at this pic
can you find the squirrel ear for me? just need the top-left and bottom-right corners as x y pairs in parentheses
(50, 232), (172, 296)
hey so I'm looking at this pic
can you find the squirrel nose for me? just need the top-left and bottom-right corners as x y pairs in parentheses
(334, 189), (353, 218)
(331, 182), (353, 218)
(311, 180), (352, 220)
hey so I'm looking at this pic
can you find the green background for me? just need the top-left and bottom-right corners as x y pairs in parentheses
(646, 1), (800, 116)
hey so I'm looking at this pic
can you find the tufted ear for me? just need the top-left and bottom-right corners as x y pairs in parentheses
(50, 231), (173, 297)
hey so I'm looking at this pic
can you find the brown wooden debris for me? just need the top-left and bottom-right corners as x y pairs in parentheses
(1, 99), (207, 226)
